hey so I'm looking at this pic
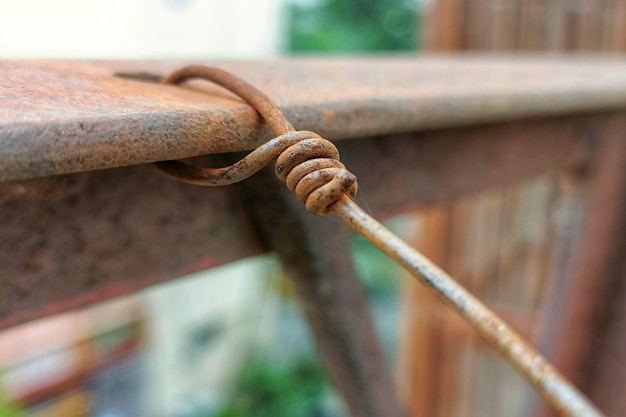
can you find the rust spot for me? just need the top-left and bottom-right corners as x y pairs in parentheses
(323, 109), (336, 122)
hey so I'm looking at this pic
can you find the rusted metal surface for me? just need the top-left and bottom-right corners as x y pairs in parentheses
(339, 114), (595, 219)
(164, 65), (294, 136)
(0, 114), (599, 331)
(154, 65), (358, 216)
(2, 56), (626, 181)
(0, 162), (263, 330)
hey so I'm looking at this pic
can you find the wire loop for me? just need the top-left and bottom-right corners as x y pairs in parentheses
(155, 65), (357, 216)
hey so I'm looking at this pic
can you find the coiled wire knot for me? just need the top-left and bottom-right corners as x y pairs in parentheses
(154, 65), (357, 216)
(274, 131), (357, 215)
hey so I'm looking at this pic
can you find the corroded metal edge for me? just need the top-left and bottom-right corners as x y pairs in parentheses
(1, 55), (626, 181)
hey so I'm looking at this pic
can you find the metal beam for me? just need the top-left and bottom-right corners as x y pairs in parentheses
(2, 56), (626, 180)
(0, 112), (601, 329)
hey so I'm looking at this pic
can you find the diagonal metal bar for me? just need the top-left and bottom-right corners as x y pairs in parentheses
(236, 164), (405, 417)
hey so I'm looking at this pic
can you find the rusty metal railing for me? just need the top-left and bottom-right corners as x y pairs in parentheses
(1, 56), (626, 417)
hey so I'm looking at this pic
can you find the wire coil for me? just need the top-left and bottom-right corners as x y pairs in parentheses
(274, 132), (357, 215)
(155, 65), (357, 216)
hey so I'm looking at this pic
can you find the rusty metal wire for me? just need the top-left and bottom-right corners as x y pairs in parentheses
(156, 65), (605, 417)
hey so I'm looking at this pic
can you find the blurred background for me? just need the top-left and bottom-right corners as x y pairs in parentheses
(0, 1), (624, 417)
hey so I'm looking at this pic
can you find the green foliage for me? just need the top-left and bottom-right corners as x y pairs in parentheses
(0, 404), (23, 417)
(0, 382), (26, 417)
(0, 390), (23, 417)
(213, 358), (332, 417)
(288, 0), (418, 52)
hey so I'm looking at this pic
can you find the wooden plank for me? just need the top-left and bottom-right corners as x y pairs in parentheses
(398, 207), (451, 417)
(535, 114), (626, 417)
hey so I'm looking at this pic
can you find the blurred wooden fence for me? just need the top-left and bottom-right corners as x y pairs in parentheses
(398, 1), (626, 416)
(421, 0), (625, 51)
(398, 176), (585, 417)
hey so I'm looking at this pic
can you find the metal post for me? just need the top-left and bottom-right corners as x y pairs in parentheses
(237, 165), (406, 417)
